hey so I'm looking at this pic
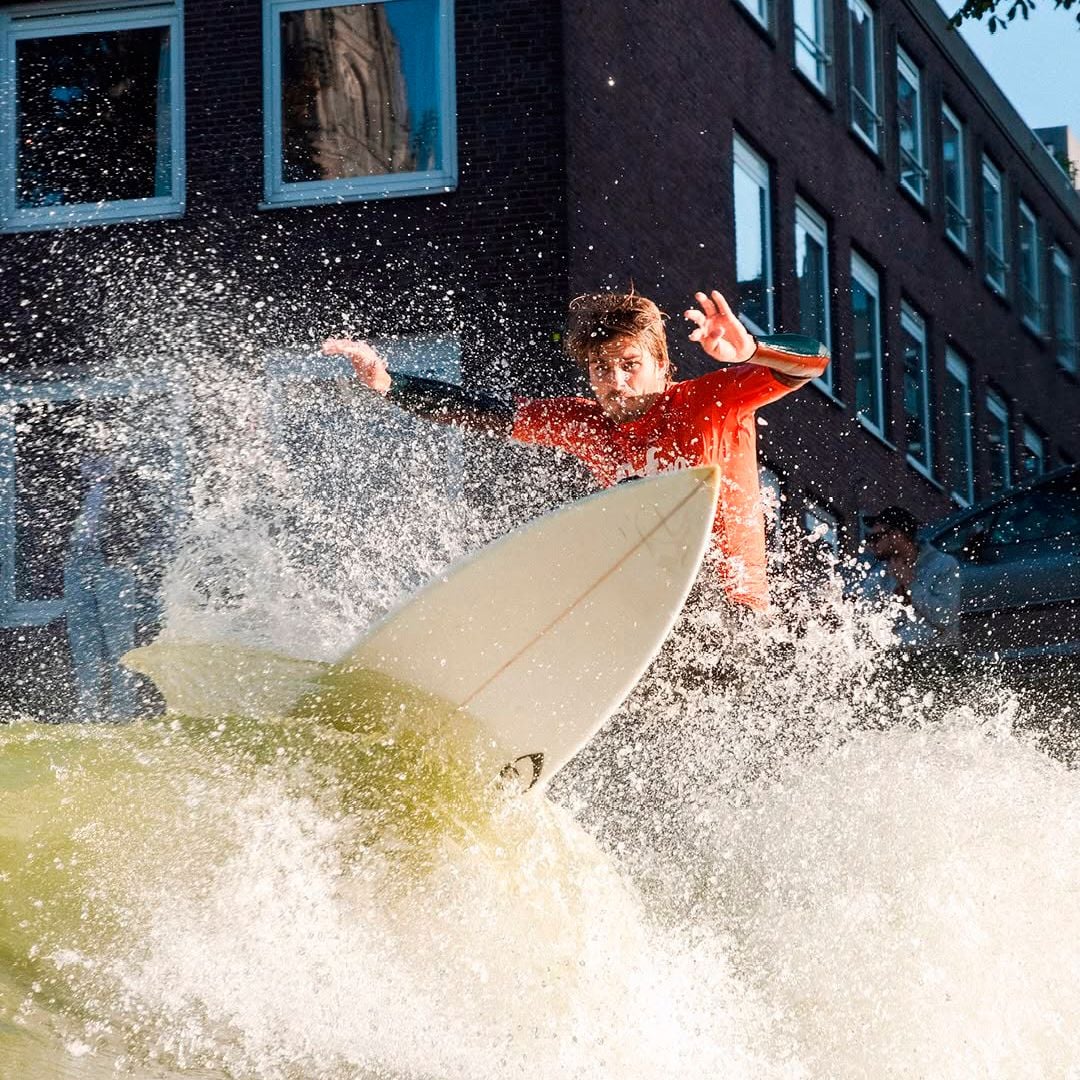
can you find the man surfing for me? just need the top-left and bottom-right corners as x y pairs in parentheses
(324, 288), (828, 612)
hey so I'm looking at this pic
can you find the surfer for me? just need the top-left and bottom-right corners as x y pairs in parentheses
(324, 288), (827, 611)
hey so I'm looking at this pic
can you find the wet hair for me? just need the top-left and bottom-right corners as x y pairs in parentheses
(565, 290), (672, 384)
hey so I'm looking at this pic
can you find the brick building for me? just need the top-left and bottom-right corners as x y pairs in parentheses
(1, 0), (1078, 714)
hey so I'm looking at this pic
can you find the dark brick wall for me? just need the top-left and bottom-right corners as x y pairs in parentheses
(561, 0), (1080, 540)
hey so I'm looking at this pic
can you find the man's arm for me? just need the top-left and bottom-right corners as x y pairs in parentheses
(683, 290), (829, 386)
(322, 339), (513, 437)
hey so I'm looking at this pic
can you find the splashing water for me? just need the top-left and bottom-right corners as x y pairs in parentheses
(3, 312), (1080, 1080)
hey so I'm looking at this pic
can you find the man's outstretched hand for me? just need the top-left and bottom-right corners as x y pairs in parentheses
(322, 338), (392, 394)
(684, 291), (756, 366)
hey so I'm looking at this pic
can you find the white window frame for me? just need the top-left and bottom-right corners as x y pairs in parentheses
(735, 0), (772, 30)
(1017, 199), (1043, 333)
(0, 0), (185, 232)
(851, 251), (885, 436)
(1021, 422), (1045, 480)
(793, 0), (830, 93)
(982, 157), (1007, 295)
(847, 0), (880, 152)
(0, 375), (187, 628)
(795, 197), (833, 395)
(262, 0), (458, 210)
(944, 348), (975, 506)
(1051, 246), (1078, 374)
(985, 388), (1012, 494)
(941, 104), (969, 251)
(896, 47), (926, 204)
(900, 301), (932, 476)
(733, 135), (774, 335)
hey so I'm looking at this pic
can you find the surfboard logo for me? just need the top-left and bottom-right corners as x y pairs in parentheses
(501, 752), (545, 792)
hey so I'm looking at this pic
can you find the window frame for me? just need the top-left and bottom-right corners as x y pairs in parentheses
(1051, 246), (1078, 375)
(850, 251), (885, 437)
(985, 387), (1012, 494)
(261, 0), (459, 210)
(793, 0), (831, 94)
(981, 156), (1008, 295)
(900, 301), (932, 476)
(896, 46), (926, 204)
(794, 197), (833, 395)
(846, 0), (880, 153)
(732, 134), (775, 335)
(1016, 199), (1043, 334)
(941, 104), (969, 252)
(944, 347), (975, 506)
(1020, 422), (1046, 481)
(735, 0), (772, 31)
(0, 0), (185, 233)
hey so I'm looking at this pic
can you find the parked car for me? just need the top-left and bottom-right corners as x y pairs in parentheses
(922, 465), (1080, 662)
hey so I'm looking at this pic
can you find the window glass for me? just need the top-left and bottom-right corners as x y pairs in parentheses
(1017, 201), (1042, 331)
(987, 483), (1080, 552)
(794, 0), (829, 91)
(1051, 248), (1078, 373)
(851, 254), (883, 433)
(944, 350), (974, 504)
(266, 0), (456, 206)
(733, 137), (774, 333)
(982, 158), (1007, 294)
(896, 49), (925, 202)
(941, 106), (968, 249)
(2, 4), (184, 230)
(795, 199), (832, 392)
(735, 0), (771, 28)
(847, 0), (878, 149)
(1020, 424), (1045, 481)
(900, 303), (931, 469)
(985, 389), (1012, 495)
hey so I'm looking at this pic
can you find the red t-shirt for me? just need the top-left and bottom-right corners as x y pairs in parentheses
(511, 364), (794, 610)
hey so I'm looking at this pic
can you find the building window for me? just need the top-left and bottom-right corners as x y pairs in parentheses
(262, 0), (458, 209)
(982, 157), (1007, 295)
(733, 135), (774, 334)
(985, 388), (1012, 494)
(794, 0), (830, 93)
(1017, 200), (1043, 333)
(900, 302), (931, 474)
(896, 47), (926, 203)
(1051, 247), (1078, 374)
(735, 0), (772, 30)
(1020, 423), (1045, 481)
(851, 252), (884, 435)
(0, 2), (185, 232)
(941, 105), (969, 251)
(847, 0), (879, 151)
(943, 349), (974, 505)
(795, 198), (832, 394)
(803, 500), (840, 553)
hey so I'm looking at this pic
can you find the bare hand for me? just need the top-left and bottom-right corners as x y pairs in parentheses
(322, 338), (391, 394)
(683, 290), (756, 365)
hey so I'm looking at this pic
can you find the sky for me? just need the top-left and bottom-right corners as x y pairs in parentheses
(942, 1), (1080, 134)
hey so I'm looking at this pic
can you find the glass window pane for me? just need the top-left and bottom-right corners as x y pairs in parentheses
(1017, 205), (1041, 330)
(1020, 426), (1045, 480)
(796, 202), (831, 391)
(734, 143), (772, 333)
(944, 355), (974, 503)
(280, 0), (442, 184)
(897, 54), (924, 200)
(1052, 251), (1078, 373)
(901, 308), (930, 467)
(942, 109), (967, 248)
(16, 26), (172, 207)
(852, 261), (882, 431)
(985, 392), (1011, 494)
(982, 161), (1006, 291)
(794, 0), (827, 89)
(848, 0), (877, 146)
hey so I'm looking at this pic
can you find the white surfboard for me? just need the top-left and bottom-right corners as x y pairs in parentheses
(125, 466), (719, 789)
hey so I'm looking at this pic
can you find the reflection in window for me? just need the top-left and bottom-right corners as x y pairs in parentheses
(1017, 201), (1042, 332)
(942, 105), (968, 250)
(1, 3), (183, 231)
(982, 158), (1007, 294)
(794, 0), (829, 92)
(266, 0), (456, 205)
(944, 349), (974, 505)
(795, 199), (832, 393)
(900, 303), (931, 471)
(1051, 247), (1078, 374)
(733, 136), (773, 334)
(985, 389), (1011, 495)
(896, 48), (925, 202)
(851, 253), (883, 434)
(847, 0), (878, 150)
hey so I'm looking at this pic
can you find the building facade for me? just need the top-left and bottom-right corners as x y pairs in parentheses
(1, 0), (1078, 714)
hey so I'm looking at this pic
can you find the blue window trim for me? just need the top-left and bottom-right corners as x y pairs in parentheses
(0, 1), (185, 233)
(261, 0), (458, 210)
